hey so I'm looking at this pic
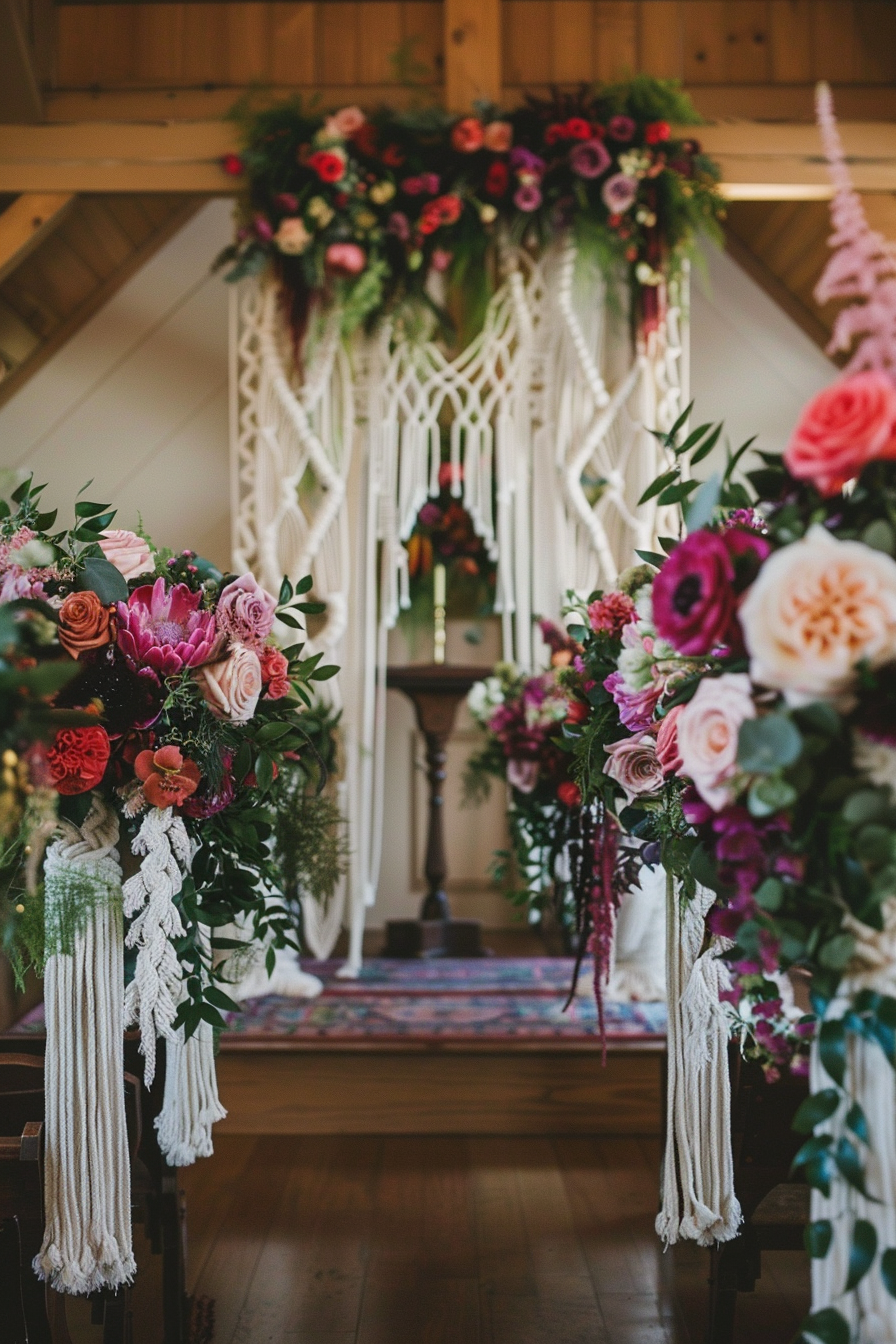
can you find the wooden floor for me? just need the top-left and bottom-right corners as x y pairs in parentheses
(182, 1134), (808, 1344)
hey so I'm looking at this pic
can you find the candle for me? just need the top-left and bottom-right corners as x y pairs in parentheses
(433, 562), (446, 610)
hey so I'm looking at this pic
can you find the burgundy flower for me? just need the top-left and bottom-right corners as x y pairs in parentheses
(652, 529), (737, 656)
(117, 578), (218, 678)
(514, 183), (542, 212)
(607, 115), (636, 142)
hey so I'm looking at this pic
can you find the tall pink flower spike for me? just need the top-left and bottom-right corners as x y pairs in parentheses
(815, 81), (896, 382)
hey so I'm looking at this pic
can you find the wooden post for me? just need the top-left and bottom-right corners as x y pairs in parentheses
(443, 0), (502, 111)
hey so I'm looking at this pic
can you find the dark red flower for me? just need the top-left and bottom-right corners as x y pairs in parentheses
(566, 699), (589, 725)
(419, 194), (462, 235)
(545, 123), (567, 146)
(47, 725), (111, 795)
(382, 144), (405, 168)
(221, 153), (244, 177)
(308, 151), (345, 184)
(352, 123), (379, 157)
(645, 120), (671, 145)
(484, 161), (509, 197)
(557, 780), (582, 808)
(564, 117), (592, 140)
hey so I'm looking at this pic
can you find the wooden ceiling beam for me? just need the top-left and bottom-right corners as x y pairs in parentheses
(0, 193), (75, 285)
(0, 0), (43, 122)
(0, 120), (895, 198)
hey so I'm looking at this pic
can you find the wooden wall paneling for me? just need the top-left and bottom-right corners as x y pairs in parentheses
(317, 2), (360, 87)
(681, 0), (727, 83)
(0, 192), (73, 286)
(444, 0), (501, 108)
(180, 3), (230, 88)
(637, 0), (684, 80)
(854, 1), (896, 84)
(102, 195), (157, 247)
(269, 3), (316, 87)
(550, 0), (593, 86)
(400, 2), (444, 86)
(223, 3), (272, 86)
(0, 0), (42, 121)
(89, 6), (139, 88)
(724, 0), (771, 83)
(768, 0), (813, 83)
(593, 0), (637, 82)
(811, 0), (858, 83)
(133, 2), (184, 87)
(55, 5), (98, 87)
(358, 2), (404, 85)
(67, 196), (134, 268)
(502, 0), (552, 90)
(11, 236), (98, 318)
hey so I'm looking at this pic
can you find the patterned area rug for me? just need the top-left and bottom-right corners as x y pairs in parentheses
(8, 959), (667, 1046)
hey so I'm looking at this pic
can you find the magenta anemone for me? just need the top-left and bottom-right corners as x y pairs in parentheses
(117, 578), (218, 678)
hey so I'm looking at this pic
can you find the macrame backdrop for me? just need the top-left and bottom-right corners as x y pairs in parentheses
(230, 242), (688, 970)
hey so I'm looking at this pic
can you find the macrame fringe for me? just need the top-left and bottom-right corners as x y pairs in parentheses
(155, 1020), (227, 1168)
(123, 806), (191, 1087)
(656, 872), (741, 1248)
(35, 797), (135, 1294)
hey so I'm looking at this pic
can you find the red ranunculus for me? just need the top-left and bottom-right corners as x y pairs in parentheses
(557, 780), (582, 808)
(564, 117), (592, 140)
(47, 725), (111, 796)
(645, 120), (671, 144)
(308, 151), (345, 183)
(134, 744), (201, 810)
(484, 161), (509, 197)
(565, 699), (589, 725)
(419, 194), (463, 235)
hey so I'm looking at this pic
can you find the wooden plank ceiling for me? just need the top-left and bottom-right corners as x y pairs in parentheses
(0, 192), (202, 406)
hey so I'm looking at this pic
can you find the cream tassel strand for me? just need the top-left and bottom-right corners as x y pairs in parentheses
(35, 796), (135, 1294)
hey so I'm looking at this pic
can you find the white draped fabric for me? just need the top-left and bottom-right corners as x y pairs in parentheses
(230, 243), (688, 969)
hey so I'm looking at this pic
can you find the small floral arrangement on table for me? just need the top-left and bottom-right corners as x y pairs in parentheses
(464, 620), (637, 978)
(0, 478), (338, 1031)
(217, 76), (723, 345)
(403, 459), (496, 631)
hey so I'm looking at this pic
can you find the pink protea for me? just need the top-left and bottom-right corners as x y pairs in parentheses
(117, 578), (218, 678)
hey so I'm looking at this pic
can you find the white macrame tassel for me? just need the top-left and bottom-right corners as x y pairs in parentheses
(155, 1017), (226, 1168)
(123, 806), (191, 1087)
(657, 872), (741, 1247)
(36, 797), (135, 1294)
(810, 899), (896, 1341)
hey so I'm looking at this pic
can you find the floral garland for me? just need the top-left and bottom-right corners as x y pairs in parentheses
(217, 77), (724, 345)
(0, 478), (339, 1033)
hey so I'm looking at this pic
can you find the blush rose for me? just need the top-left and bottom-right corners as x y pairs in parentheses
(676, 673), (755, 811)
(99, 529), (153, 581)
(193, 644), (262, 722)
(216, 573), (277, 650)
(603, 734), (664, 804)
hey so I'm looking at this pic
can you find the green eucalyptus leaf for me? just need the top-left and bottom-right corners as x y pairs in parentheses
(843, 790), (889, 827)
(748, 774), (797, 817)
(862, 519), (896, 554)
(819, 933), (856, 971)
(683, 473), (721, 533)
(738, 714), (803, 773)
(754, 877), (784, 911)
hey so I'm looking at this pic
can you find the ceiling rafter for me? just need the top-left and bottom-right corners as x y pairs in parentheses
(0, 193), (75, 286)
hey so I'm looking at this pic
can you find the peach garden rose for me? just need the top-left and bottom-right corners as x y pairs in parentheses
(193, 644), (262, 723)
(739, 525), (896, 703)
(676, 673), (755, 811)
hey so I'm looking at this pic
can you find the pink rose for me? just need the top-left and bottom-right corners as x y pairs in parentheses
(217, 573), (277, 650)
(784, 371), (896, 496)
(655, 704), (684, 776)
(325, 105), (366, 139)
(507, 758), (539, 793)
(193, 644), (262, 723)
(325, 242), (367, 276)
(676, 673), (755, 811)
(603, 735), (664, 805)
(483, 121), (513, 153)
(99, 529), (153, 581)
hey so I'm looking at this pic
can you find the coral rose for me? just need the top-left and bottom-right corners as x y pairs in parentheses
(217, 573), (277, 650)
(655, 703), (684, 776)
(603, 734), (664, 804)
(194, 644), (262, 722)
(58, 591), (118, 659)
(451, 118), (485, 153)
(325, 242), (367, 276)
(784, 371), (896, 496)
(47, 724), (111, 795)
(740, 525), (896, 703)
(676, 673), (755, 811)
(483, 121), (512, 152)
(260, 645), (291, 700)
(99, 529), (153, 581)
(134, 744), (201, 809)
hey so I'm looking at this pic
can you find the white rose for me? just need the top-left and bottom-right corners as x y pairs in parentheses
(194, 644), (262, 723)
(677, 673), (756, 811)
(853, 731), (896, 796)
(740, 525), (896, 704)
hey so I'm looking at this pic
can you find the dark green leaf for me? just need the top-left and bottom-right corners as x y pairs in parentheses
(843, 789), (888, 826)
(689, 423), (723, 465)
(845, 1102), (870, 1145)
(834, 1137), (873, 1197)
(804, 1220), (833, 1259)
(277, 611), (303, 629)
(881, 1248), (896, 1298)
(658, 479), (700, 506)
(204, 985), (242, 1014)
(295, 601), (326, 615)
(800, 1307), (850, 1344)
(278, 576), (293, 605)
(77, 556), (128, 603)
(310, 664), (339, 681)
(846, 1218), (877, 1290)
(74, 500), (110, 518)
(635, 550), (666, 569)
(294, 574), (313, 594)
(819, 1018), (847, 1087)
(819, 934), (856, 971)
(793, 1089), (840, 1134)
(638, 468), (679, 506)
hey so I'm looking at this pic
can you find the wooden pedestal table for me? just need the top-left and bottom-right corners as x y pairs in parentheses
(385, 663), (491, 957)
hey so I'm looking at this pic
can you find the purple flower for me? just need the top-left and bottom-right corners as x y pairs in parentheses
(421, 173), (440, 194)
(652, 530), (738, 656)
(607, 115), (636, 142)
(601, 173), (638, 214)
(418, 502), (442, 526)
(387, 211), (411, 242)
(274, 193), (299, 213)
(514, 183), (543, 212)
(117, 579), (218, 678)
(570, 139), (611, 179)
(253, 215), (274, 243)
(216, 574), (278, 651)
(603, 670), (662, 732)
(510, 147), (545, 177)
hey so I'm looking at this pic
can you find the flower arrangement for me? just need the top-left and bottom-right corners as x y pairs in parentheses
(403, 459), (496, 631)
(0, 479), (338, 1032)
(217, 77), (724, 346)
